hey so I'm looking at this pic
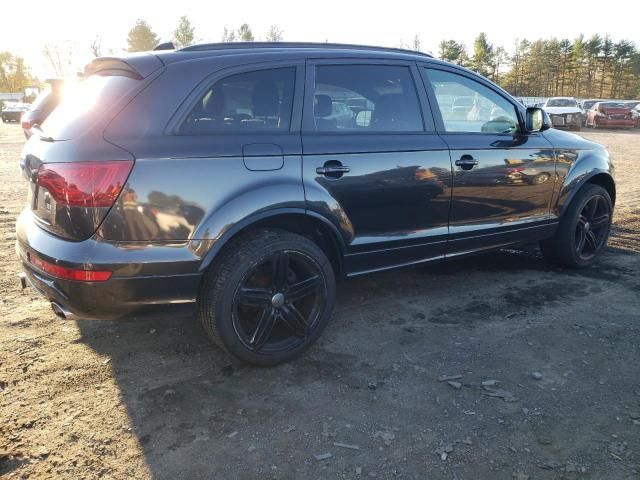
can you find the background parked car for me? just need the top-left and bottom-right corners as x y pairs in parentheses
(1, 102), (30, 123)
(541, 97), (582, 130)
(631, 104), (640, 128)
(21, 79), (64, 139)
(579, 99), (600, 125)
(586, 101), (635, 129)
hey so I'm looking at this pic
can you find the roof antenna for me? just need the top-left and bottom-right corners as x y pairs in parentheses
(154, 42), (175, 51)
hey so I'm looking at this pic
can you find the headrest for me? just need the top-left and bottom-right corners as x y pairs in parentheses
(203, 89), (225, 116)
(374, 94), (405, 116)
(314, 94), (332, 118)
(252, 81), (280, 116)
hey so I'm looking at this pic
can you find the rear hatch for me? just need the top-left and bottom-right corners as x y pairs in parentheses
(21, 55), (163, 240)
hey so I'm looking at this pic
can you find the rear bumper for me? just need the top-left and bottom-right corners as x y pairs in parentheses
(16, 209), (203, 319)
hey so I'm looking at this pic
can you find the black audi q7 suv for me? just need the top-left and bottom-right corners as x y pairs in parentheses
(17, 43), (615, 365)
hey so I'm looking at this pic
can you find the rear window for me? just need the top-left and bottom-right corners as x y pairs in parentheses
(180, 67), (296, 134)
(30, 89), (51, 110)
(41, 75), (140, 140)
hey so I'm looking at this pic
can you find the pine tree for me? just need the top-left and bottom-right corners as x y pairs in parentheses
(173, 16), (195, 48)
(438, 40), (467, 66)
(238, 24), (254, 42)
(265, 25), (283, 42)
(470, 33), (494, 78)
(127, 19), (159, 52)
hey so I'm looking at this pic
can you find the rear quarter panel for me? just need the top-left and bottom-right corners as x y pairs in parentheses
(97, 156), (305, 244)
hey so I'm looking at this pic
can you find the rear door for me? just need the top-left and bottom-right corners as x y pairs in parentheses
(301, 60), (452, 275)
(100, 61), (305, 242)
(421, 66), (557, 255)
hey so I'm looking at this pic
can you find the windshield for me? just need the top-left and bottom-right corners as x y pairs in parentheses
(600, 102), (627, 109)
(546, 98), (578, 107)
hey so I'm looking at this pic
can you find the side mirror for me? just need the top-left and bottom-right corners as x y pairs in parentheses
(526, 107), (551, 132)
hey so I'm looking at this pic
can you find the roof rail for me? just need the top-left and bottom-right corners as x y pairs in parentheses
(179, 42), (432, 58)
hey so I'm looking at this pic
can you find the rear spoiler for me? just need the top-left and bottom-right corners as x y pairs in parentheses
(83, 53), (164, 79)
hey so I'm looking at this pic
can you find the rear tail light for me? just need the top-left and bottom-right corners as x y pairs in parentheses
(28, 253), (112, 282)
(21, 119), (33, 130)
(36, 160), (133, 208)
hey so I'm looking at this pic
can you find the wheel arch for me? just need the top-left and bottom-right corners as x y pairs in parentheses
(197, 208), (346, 278)
(555, 144), (615, 219)
(559, 170), (616, 219)
(586, 172), (616, 207)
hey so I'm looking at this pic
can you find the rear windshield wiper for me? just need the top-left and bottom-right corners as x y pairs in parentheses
(31, 125), (54, 142)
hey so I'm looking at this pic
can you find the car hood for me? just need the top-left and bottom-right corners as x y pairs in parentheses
(544, 106), (582, 115)
(600, 107), (630, 115)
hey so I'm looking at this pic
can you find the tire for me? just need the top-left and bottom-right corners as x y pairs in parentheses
(198, 229), (336, 366)
(533, 172), (550, 185)
(540, 184), (612, 268)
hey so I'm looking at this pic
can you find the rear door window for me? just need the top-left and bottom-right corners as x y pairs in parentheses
(180, 67), (295, 134)
(312, 65), (424, 132)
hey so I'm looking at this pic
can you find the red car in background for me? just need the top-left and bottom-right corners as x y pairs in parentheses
(631, 105), (640, 128)
(585, 101), (635, 129)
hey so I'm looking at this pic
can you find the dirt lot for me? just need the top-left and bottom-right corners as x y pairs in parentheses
(1, 123), (639, 480)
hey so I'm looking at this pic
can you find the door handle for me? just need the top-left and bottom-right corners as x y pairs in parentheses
(316, 161), (350, 179)
(316, 166), (350, 175)
(455, 155), (479, 170)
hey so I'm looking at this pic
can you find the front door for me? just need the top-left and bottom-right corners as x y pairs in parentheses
(422, 67), (557, 254)
(302, 61), (452, 275)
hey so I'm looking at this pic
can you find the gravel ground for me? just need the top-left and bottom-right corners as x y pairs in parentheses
(1, 123), (639, 479)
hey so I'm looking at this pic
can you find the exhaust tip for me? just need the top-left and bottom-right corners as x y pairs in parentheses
(50, 302), (76, 320)
(51, 302), (66, 319)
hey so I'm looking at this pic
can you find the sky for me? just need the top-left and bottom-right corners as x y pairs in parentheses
(2, 0), (639, 79)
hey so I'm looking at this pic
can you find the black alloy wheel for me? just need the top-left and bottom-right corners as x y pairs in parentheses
(540, 184), (612, 268)
(232, 250), (326, 354)
(198, 229), (336, 366)
(574, 195), (610, 261)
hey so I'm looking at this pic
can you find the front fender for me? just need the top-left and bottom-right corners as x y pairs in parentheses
(553, 147), (614, 218)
